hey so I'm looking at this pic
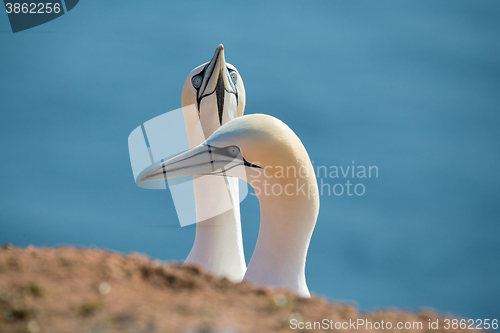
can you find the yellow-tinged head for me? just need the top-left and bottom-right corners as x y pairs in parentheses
(181, 44), (246, 145)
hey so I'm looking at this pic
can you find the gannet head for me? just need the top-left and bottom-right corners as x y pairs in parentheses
(141, 114), (319, 297)
(141, 114), (316, 187)
(181, 44), (246, 142)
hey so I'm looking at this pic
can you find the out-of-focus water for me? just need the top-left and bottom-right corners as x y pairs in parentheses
(1, 0), (499, 322)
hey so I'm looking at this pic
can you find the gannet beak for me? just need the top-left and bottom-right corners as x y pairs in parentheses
(140, 144), (244, 182)
(195, 44), (237, 128)
(201, 44), (236, 97)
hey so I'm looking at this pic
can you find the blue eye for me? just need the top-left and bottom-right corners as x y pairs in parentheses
(230, 71), (238, 85)
(227, 146), (240, 156)
(192, 75), (202, 88)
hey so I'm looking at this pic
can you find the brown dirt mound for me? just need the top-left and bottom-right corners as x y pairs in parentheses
(0, 245), (478, 333)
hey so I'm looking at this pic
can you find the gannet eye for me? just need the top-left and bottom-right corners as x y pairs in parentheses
(230, 71), (238, 85)
(227, 146), (240, 157)
(192, 75), (202, 89)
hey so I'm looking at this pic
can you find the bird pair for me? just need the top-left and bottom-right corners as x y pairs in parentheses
(141, 45), (319, 297)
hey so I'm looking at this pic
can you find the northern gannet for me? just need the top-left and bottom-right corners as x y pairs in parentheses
(142, 114), (320, 297)
(180, 44), (247, 282)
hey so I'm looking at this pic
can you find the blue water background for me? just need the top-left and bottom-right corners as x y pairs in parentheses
(1, 0), (499, 321)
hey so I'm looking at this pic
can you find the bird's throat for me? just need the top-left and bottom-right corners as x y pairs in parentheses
(215, 72), (225, 126)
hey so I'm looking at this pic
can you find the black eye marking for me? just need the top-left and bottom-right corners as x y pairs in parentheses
(243, 158), (261, 169)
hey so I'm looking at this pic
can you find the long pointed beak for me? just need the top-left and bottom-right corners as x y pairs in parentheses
(200, 44), (236, 98)
(140, 144), (244, 182)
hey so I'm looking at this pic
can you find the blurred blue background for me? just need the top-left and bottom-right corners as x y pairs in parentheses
(1, 0), (499, 322)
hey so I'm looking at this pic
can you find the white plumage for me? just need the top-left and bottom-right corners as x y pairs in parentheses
(180, 45), (246, 282)
(142, 114), (320, 297)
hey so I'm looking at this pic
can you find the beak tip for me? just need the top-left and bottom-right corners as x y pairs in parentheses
(139, 169), (156, 182)
(218, 44), (224, 50)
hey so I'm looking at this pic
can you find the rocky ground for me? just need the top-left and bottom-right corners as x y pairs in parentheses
(0, 245), (484, 333)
